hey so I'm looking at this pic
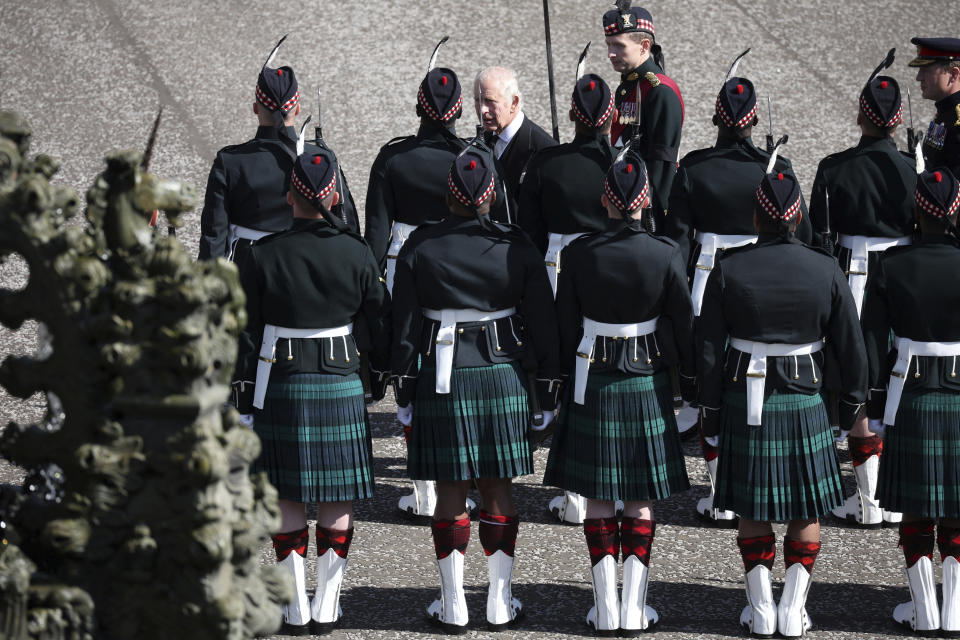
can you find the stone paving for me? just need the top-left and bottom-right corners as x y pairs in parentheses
(0, 1), (939, 637)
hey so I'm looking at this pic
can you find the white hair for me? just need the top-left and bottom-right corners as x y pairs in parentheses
(474, 66), (522, 108)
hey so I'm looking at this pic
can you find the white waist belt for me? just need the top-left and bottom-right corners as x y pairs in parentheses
(838, 234), (911, 317)
(385, 222), (419, 294)
(574, 316), (659, 405)
(691, 232), (756, 316)
(728, 337), (824, 426)
(422, 307), (517, 393)
(253, 323), (353, 409)
(884, 336), (960, 425)
(227, 224), (274, 261)
(544, 232), (586, 297)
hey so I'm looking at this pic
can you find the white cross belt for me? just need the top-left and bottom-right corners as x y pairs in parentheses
(253, 323), (353, 409)
(838, 234), (911, 317)
(884, 336), (960, 425)
(422, 308), (517, 393)
(574, 316), (659, 405)
(691, 232), (756, 316)
(385, 222), (418, 294)
(544, 232), (585, 297)
(728, 337), (824, 426)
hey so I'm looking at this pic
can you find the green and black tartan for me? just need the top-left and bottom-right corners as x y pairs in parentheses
(714, 390), (843, 521)
(253, 372), (374, 503)
(543, 371), (690, 501)
(408, 362), (532, 481)
(878, 390), (960, 518)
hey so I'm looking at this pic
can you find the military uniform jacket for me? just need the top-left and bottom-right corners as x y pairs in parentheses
(517, 131), (615, 253)
(922, 91), (960, 179)
(665, 137), (812, 267)
(862, 235), (960, 419)
(236, 218), (391, 412)
(809, 135), (917, 261)
(494, 115), (557, 216)
(390, 215), (560, 408)
(611, 57), (684, 231)
(696, 234), (867, 434)
(556, 220), (695, 382)
(198, 126), (360, 260)
(364, 123), (512, 269)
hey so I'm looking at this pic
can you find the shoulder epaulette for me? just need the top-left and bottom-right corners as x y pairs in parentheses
(644, 72), (660, 88)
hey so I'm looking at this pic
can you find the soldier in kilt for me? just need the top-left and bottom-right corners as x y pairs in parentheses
(864, 167), (960, 635)
(391, 146), (560, 633)
(808, 50), (916, 529)
(543, 150), (694, 635)
(665, 49), (812, 527)
(236, 147), (391, 635)
(518, 51), (620, 526)
(365, 38), (481, 520)
(697, 148), (867, 637)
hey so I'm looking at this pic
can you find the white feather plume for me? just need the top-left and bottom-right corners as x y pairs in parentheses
(915, 136), (926, 175)
(427, 36), (449, 73)
(869, 48), (897, 83)
(263, 34), (288, 72)
(576, 42), (591, 82)
(297, 115), (312, 156)
(724, 48), (751, 82)
(765, 135), (788, 174)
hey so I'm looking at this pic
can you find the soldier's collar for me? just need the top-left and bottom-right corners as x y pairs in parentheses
(417, 120), (456, 139)
(621, 57), (659, 82)
(934, 88), (960, 114)
(255, 125), (296, 141)
(756, 231), (800, 245)
(856, 134), (895, 149)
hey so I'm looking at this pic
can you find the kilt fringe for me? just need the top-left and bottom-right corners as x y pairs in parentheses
(714, 391), (842, 522)
(543, 371), (690, 501)
(253, 373), (374, 503)
(878, 391), (960, 518)
(408, 362), (533, 481)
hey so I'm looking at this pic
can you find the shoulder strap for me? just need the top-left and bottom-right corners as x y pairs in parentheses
(639, 73), (685, 124)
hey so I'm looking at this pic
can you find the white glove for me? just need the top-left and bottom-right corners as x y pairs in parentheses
(238, 414), (254, 429)
(397, 403), (413, 427)
(868, 418), (886, 435)
(704, 435), (719, 448)
(531, 409), (555, 431)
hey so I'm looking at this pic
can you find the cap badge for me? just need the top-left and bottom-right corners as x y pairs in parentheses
(626, 72), (639, 82)
(621, 14), (632, 27)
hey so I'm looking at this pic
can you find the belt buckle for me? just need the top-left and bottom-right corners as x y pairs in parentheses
(258, 356), (276, 364)
(746, 372), (765, 378)
(846, 270), (867, 276)
(387, 254), (398, 259)
(891, 370), (906, 379)
(695, 264), (712, 271)
(544, 261), (557, 267)
(576, 351), (590, 359)
(436, 339), (453, 346)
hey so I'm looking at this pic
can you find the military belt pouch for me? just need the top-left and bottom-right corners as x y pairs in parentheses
(574, 316), (659, 405)
(728, 337), (824, 427)
(422, 308), (517, 393)
(884, 337), (960, 425)
(253, 323), (353, 409)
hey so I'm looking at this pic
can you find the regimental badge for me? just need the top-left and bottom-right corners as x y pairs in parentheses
(626, 72), (639, 82)
(925, 121), (947, 150)
(645, 72), (660, 87)
(622, 14), (632, 28)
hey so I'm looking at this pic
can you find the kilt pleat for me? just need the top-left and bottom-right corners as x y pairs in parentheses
(408, 362), (532, 481)
(877, 390), (960, 518)
(543, 371), (689, 501)
(252, 373), (374, 503)
(714, 391), (842, 522)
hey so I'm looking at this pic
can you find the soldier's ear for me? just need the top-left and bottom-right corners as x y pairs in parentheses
(750, 115), (759, 127)
(253, 102), (259, 116)
(569, 109), (576, 122)
(711, 114), (720, 128)
(331, 192), (340, 207)
(286, 191), (294, 206)
(294, 104), (300, 116)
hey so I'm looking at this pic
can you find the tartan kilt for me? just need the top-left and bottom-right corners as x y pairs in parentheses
(714, 390), (843, 522)
(408, 362), (532, 481)
(543, 370), (690, 502)
(877, 390), (960, 518)
(252, 372), (374, 503)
